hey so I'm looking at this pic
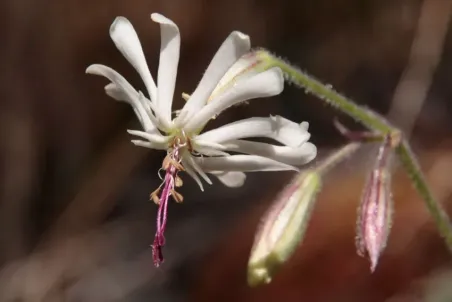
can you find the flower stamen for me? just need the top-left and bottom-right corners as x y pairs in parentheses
(152, 140), (187, 267)
(150, 187), (162, 204)
(170, 189), (184, 203)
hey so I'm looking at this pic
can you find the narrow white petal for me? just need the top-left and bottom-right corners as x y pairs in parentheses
(105, 84), (154, 130)
(187, 155), (212, 185)
(109, 17), (157, 102)
(193, 140), (229, 156)
(210, 171), (246, 187)
(86, 64), (158, 132)
(175, 31), (251, 126)
(196, 115), (309, 148)
(223, 140), (317, 166)
(194, 155), (298, 172)
(300, 121), (309, 131)
(181, 156), (204, 191)
(183, 68), (284, 132)
(137, 91), (172, 131)
(194, 139), (227, 151)
(131, 139), (167, 150)
(104, 83), (126, 101)
(127, 130), (170, 146)
(87, 64), (137, 100)
(194, 146), (230, 157)
(151, 13), (180, 123)
(209, 52), (262, 101)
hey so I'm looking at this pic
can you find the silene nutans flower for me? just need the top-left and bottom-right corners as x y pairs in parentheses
(356, 135), (396, 272)
(87, 13), (317, 266)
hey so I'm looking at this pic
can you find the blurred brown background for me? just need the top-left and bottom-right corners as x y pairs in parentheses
(1, 0), (452, 301)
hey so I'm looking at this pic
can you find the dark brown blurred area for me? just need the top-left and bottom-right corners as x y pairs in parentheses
(1, 0), (452, 301)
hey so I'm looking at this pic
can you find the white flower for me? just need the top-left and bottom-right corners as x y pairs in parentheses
(86, 13), (316, 266)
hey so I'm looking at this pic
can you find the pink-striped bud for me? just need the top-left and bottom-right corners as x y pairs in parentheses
(248, 171), (321, 286)
(356, 138), (394, 271)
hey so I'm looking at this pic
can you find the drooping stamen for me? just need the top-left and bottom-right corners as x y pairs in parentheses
(152, 148), (180, 267)
(152, 133), (188, 267)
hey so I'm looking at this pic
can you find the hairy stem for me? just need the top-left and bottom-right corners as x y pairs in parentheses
(259, 50), (452, 253)
(396, 140), (452, 251)
(258, 50), (393, 134)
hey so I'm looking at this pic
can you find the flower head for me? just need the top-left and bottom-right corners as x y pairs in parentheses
(87, 13), (317, 266)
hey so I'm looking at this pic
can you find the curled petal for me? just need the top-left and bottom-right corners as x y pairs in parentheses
(127, 130), (169, 147)
(105, 83), (127, 101)
(194, 139), (227, 151)
(194, 147), (230, 157)
(183, 68), (284, 132)
(106, 83), (158, 125)
(196, 115), (309, 148)
(186, 155), (212, 185)
(210, 171), (246, 187)
(181, 156), (204, 191)
(209, 52), (265, 101)
(151, 13), (180, 123)
(223, 140), (317, 166)
(175, 31), (251, 126)
(86, 64), (158, 133)
(136, 91), (167, 132)
(131, 139), (167, 151)
(109, 16), (158, 103)
(194, 155), (297, 172)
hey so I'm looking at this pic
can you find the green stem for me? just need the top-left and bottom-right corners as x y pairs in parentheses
(396, 140), (452, 251)
(258, 50), (452, 253)
(316, 142), (361, 175)
(258, 50), (393, 134)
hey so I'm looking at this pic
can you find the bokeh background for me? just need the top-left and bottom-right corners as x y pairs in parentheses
(1, 0), (452, 301)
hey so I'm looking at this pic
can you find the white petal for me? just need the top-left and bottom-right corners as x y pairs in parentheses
(183, 68), (284, 132)
(104, 83), (126, 101)
(194, 155), (298, 172)
(127, 130), (170, 146)
(223, 140), (317, 165)
(186, 155), (212, 185)
(193, 140), (229, 155)
(194, 147), (230, 157)
(105, 84), (154, 130)
(210, 171), (246, 187)
(110, 17), (157, 103)
(130, 139), (167, 151)
(196, 115), (309, 148)
(151, 13), (180, 123)
(181, 156), (204, 191)
(86, 64), (158, 133)
(135, 91), (174, 133)
(175, 31), (251, 126)
(209, 52), (262, 101)
(194, 139), (227, 151)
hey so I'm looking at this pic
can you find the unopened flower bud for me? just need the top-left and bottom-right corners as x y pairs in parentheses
(356, 138), (394, 272)
(248, 170), (321, 287)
